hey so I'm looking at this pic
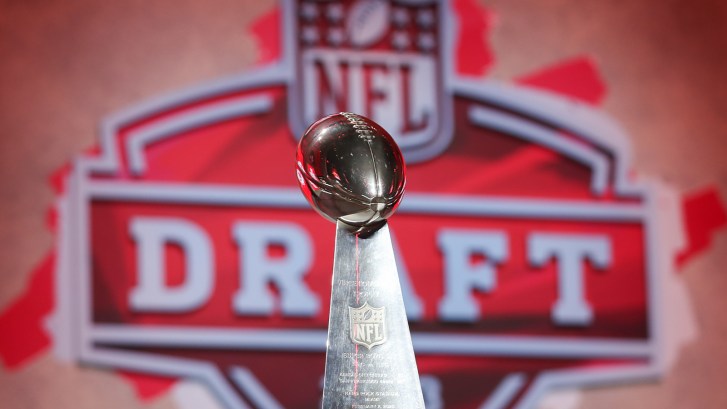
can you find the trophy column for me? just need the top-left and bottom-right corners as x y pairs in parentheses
(322, 221), (423, 408)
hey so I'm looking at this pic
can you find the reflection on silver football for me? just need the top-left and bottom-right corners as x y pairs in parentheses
(296, 112), (406, 229)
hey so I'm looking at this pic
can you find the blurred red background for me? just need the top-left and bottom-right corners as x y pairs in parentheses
(1, 1), (726, 408)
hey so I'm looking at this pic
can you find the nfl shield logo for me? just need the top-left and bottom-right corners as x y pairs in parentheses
(349, 302), (387, 349)
(286, 0), (454, 162)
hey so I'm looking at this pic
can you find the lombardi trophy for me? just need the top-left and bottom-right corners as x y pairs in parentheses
(296, 112), (424, 408)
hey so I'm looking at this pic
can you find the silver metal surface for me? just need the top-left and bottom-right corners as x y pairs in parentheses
(296, 112), (406, 229)
(321, 221), (424, 408)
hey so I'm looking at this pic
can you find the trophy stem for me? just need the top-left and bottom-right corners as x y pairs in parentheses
(321, 221), (424, 408)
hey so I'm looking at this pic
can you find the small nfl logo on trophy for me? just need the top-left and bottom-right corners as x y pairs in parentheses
(349, 302), (387, 349)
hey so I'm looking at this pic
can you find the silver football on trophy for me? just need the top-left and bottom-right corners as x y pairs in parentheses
(296, 112), (406, 228)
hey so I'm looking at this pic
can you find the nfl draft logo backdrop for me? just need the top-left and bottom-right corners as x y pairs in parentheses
(1, 1), (700, 408)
